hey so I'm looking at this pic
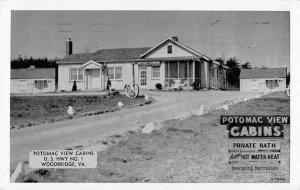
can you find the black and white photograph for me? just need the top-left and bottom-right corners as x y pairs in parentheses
(0, 0), (299, 189)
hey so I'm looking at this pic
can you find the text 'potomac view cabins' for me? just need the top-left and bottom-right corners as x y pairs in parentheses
(57, 36), (228, 91)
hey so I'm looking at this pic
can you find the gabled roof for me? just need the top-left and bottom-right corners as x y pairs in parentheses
(57, 37), (218, 64)
(240, 68), (286, 79)
(11, 68), (55, 79)
(140, 37), (210, 61)
(81, 60), (103, 69)
(57, 47), (151, 64)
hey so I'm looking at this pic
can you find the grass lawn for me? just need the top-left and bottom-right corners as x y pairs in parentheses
(10, 93), (148, 129)
(22, 92), (290, 183)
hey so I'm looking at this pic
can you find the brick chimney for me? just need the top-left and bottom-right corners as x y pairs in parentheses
(66, 38), (73, 56)
(171, 36), (178, 42)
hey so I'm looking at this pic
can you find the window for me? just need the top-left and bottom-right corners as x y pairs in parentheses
(78, 69), (83, 80)
(108, 68), (114, 79)
(35, 80), (48, 90)
(266, 80), (279, 89)
(115, 67), (122, 79)
(70, 68), (83, 81)
(152, 66), (160, 78)
(70, 69), (77, 81)
(179, 61), (187, 78)
(107, 67), (122, 80)
(167, 45), (172, 54)
(19, 80), (27, 91)
(169, 61), (178, 78)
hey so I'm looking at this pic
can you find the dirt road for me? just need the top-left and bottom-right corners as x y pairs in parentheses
(10, 90), (251, 171)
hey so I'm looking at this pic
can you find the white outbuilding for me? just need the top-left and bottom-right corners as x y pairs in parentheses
(239, 68), (287, 93)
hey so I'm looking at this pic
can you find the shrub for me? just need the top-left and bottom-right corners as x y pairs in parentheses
(192, 81), (200, 90)
(108, 90), (120, 96)
(72, 81), (77, 92)
(155, 83), (162, 90)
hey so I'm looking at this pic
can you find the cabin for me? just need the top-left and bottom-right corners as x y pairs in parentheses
(57, 37), (228, 91)
(239, 68), (287, 92)
(11, 66), (56, 93)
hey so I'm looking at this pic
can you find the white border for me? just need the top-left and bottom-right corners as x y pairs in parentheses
(1, 0), (299, 190)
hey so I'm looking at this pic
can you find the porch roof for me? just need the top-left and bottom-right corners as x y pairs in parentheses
(134, 56), (199, 62)
(80, 60), (103, 69)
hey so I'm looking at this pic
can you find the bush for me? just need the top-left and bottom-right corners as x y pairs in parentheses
(72, 81), (77, 92)
(108, 90), (120, 96)
(192, 81), (200, 91)
(155, 83), (162, 90)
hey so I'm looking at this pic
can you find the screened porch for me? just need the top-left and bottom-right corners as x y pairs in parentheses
(164, 60), (201, 88)
(209, 65), (228, 90)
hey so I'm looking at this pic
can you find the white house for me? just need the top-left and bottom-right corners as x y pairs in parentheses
(239, 68), (287, 92)
(57, 37), (228, 91)
(11, 66), (56, 94)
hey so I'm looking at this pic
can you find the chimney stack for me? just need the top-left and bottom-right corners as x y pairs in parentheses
(66, 38), (73, 56)
(171, 36), (178, 42)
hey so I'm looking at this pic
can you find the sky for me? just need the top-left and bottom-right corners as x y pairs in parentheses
(11, 11), (290, 69)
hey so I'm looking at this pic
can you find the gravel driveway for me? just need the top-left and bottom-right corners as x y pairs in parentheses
(10, 90), (255, 172)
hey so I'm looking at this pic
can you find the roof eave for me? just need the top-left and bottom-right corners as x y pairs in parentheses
(57, 59), (135, 64)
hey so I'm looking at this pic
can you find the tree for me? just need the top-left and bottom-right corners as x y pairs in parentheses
(215, 57), (225, 65)
(241, 61), (252, 69)
(11, 56), (57, 69)
(225, 57), (241, 87)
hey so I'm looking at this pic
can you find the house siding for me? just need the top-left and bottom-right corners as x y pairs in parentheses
(146, 41), (194, 58)
(58, 64), (84, 91)
(107, 62), (133, 90)
(11, 79), (55, 93)
(240, 78), (286, 92)
(134, 62), (165, 89)
(58, 62), (133, 91)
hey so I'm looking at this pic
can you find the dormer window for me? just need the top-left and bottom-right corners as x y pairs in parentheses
(167, 45), (172, 54)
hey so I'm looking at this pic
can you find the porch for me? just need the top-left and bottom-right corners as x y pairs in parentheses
(81, 60), (106, 91)
(209, 65), (229, 90)
(163, 59), (209, 89)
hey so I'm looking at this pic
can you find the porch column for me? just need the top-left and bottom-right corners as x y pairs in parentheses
(192, 59), (195, 82)
(83, 69), (86, 90)
(103, 67), (105, 91)
(99, 68), (102, 91)
(187, 60), (189, 84)
(177, 61), (180, 79)
(168, 61), (170, 86)
(132, 62), (135, 83)
(204, 61), (209, 89)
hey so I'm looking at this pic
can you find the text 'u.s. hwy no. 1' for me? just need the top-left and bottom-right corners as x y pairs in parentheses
(29, 150), (97, 169)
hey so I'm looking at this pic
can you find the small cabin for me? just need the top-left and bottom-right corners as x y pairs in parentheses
(11, 66), (56, 94)
(239, 68), (287, 92)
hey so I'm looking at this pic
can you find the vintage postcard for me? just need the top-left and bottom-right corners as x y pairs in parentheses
(0, 0), (299, 189)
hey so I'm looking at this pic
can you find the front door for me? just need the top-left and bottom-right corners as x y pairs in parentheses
(139, 69), (147, 87)
(90, 69), (101, 89)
